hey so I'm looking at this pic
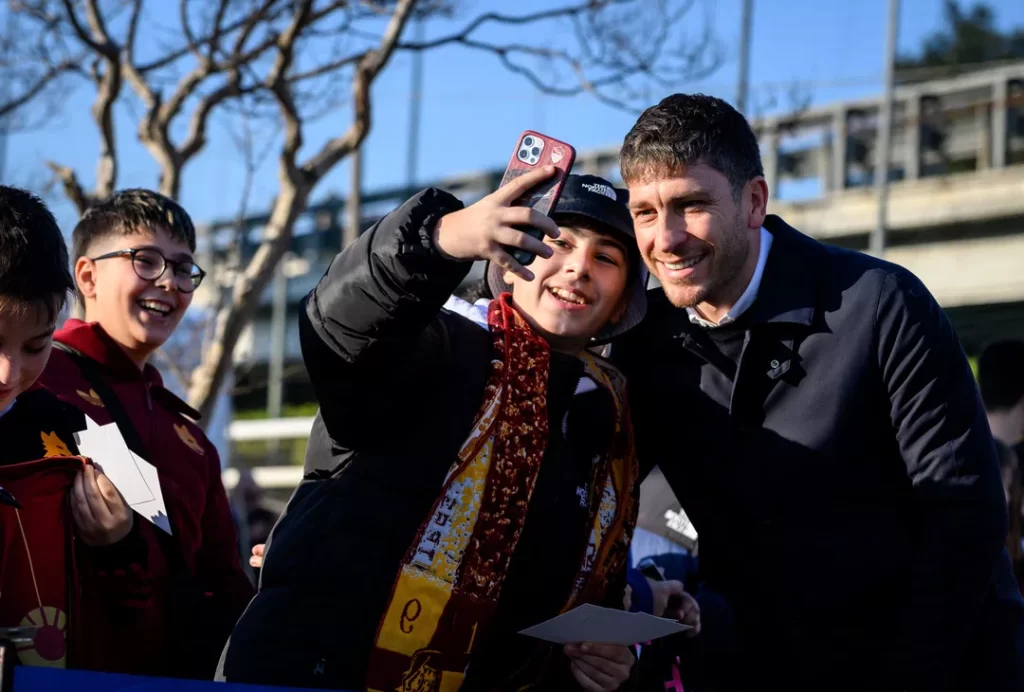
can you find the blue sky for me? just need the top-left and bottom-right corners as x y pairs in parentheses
(5, 0), (1024, 232)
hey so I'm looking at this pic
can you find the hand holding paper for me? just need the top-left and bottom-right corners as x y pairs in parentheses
(564, 642), (635, 692)
(70, 464), (134, 546)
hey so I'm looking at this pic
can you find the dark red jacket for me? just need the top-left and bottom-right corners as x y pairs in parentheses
(0, 388), (151, 673)
(38, 320), (255, 678)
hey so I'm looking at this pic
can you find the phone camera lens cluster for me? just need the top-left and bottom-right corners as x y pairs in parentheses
(517, 135), (544, 165)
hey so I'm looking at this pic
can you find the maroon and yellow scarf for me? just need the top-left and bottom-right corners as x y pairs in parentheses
(366, 293), (638, 691)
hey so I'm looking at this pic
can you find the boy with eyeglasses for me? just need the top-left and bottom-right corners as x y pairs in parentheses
(37, 189), (254, 679)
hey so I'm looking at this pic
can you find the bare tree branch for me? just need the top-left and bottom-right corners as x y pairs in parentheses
(178, 77), (244, 162)
(268, 0), (314, 179)
(228, 0), (280, 59)
(44, 161), (93, 213)
(135, 0), (289, 73)
(302, 0), (416, 181)
(393, 2), (636, 52)
(164, 0), (345, 132)
(82, 0), (114, 46)
(72, 0), (123, 200)
(0, 57), (82, 119)
(123, 0), (145, 62)
(360, 0), (721, 113)
(179, 0), (204, 61)
(186, 0), (418, 421)
(57, 0), (110, 55)
(285, 51), (362, 84)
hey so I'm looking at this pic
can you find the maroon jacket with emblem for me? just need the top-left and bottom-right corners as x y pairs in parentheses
(0, 388), (152, 673)
(37, 319), (255, 677)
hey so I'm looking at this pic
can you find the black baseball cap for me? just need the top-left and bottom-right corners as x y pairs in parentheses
(551, 174), (635, 240)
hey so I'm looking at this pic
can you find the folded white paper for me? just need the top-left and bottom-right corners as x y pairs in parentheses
(74, 415), (171, 534)
(75, 416), (154, 505)
(519, 604), (690, 646)
(130, 452), (172, 535)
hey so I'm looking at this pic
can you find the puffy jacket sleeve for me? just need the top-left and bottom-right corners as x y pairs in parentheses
(875, 268), (1010, 690)
(300, 188), (471, 446)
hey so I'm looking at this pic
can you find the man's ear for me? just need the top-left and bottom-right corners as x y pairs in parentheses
(75, 256), (98, 300)
(745, 176), (769, 229)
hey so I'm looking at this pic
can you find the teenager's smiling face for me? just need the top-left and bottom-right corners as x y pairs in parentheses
(505, 223), (631, 354)
(76, 226), (197, 366)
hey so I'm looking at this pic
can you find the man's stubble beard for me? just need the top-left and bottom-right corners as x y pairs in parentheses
(657, 212), (751, 310)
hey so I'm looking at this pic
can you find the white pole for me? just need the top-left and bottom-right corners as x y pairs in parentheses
(871, 0), (900, 257)
(736, 0), (754, 114)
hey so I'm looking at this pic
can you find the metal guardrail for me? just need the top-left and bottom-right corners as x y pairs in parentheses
(224, 417), (313, 489)
(229, 416), (315, 441)
(223, 464), (303, 491)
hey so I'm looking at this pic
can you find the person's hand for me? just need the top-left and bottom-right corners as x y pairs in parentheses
(250, 543), (265, 569)
(432, 165), (561, 281)
(71, 464), (134, 546)
(650, 578), (702, 637)
(564, 642), (634, 691)
(623, 583), (632, 612)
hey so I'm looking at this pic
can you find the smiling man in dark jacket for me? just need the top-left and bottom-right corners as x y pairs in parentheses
(220, 169), (651, 691)
(611, 93), (1024, 691)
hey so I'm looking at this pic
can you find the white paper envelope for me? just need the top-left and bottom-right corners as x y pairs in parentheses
(73, 415), (171, 534)
(74, 420), (155, 505)
(129, 452), (172, 535)
(519, 604), (690, 646)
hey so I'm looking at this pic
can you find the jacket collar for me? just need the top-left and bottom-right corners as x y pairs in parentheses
(55, 320), (203, 421)
(54, 319), (201, 418)
(743, 215), (821, 327)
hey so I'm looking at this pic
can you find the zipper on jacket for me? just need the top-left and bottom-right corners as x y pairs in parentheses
(145, 383), (153, 411)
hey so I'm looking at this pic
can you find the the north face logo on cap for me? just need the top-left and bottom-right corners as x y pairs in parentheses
(581, 182), (617, 200)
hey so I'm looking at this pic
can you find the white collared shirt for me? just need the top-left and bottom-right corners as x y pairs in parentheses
(687, 226), (773, 329)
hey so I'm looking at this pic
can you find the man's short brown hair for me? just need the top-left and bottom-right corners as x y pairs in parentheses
(620, 93), (764, 194)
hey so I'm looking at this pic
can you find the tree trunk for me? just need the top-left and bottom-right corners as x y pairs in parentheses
(187, 176), (308, 424)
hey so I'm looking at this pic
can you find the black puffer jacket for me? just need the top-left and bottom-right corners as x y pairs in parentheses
(218, 189), (634, 691)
